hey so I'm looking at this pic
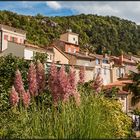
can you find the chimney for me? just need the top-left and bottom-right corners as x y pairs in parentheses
(119, 54), (123, 65)
(103, 53), (108, 58)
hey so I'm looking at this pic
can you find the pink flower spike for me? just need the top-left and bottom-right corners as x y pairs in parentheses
(48, 62), (60, 104)
(10, 86), (19, 107)
(36, 60), (46, 93)
(14, 69), (25, 94)
(92, 72), (103, 93)
(22, 90), (30, 108)
(78, 66), (85, 84)
(28, 62), (38, 96)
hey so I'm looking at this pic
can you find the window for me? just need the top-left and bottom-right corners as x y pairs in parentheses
(73, 38), (75, 41)
(68, 48), (71, 53)
(96, 59), (100, 64)
(4, 35), (8, 40)
(103, 59), (108, 64)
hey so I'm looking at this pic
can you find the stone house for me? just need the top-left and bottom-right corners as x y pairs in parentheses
(65, 51), (95, 82)
(53, 29), (80, 54)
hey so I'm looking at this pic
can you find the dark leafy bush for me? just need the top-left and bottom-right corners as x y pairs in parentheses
(0, 54), (30, 111)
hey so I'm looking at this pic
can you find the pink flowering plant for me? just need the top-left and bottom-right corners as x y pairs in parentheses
(9, 86), (19, 107)
(14, 69), (25, 95)
(78, 66), (85, 84)
(28, 62), (38, 96)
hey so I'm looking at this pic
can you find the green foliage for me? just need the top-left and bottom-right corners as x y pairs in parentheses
(0, 11), (140, 56)
(0, 54), (30, 111)
(103, 87), (119, 98)
(128, 63), (140, 105)
(0, 94), (132, 139)
(33, 52), (48, 63)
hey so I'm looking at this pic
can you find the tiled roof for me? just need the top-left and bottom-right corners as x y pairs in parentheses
(117, 90), (129, 95)
(110, 55), (136, 65)
(104, 80), (133, 88)
(65, 52), (95, 60)
(48, 45), (70, 60)
(25, 43), (47, 52)
(0, 24), (26, 34)
(59, 39), (79, 46)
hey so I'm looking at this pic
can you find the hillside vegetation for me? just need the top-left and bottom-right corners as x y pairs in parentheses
(0, 10), (140, 56)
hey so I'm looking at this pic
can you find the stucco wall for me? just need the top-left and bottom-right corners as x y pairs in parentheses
(47, 51), (54, 62)
(65, 44), (79, 53)
(68, 34), (78, 45)
(53, 47), (69, 64)
(76, 58), (95, 67)
(2, 29), (26, 51)
(95, 65), (111, 85)
(75, 67), (94, 83)
(60, 33), (68, 42)
(125, 64), (137, 74)
(0, 41), (25, 57)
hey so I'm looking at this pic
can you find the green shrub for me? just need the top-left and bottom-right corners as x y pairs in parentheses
(0, 54), (30, 111)
(0, 94), (132, 139)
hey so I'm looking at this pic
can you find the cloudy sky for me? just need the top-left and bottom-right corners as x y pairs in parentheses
(0, 1), (140, 24)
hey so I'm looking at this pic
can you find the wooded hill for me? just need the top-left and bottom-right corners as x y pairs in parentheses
(0, 10), (140, 56)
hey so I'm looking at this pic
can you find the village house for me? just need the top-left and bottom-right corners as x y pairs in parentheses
(53, 29), (80, 54)
(89, 53), (113, 85)
(111, 54), (137, 76)
(0, 24), (26, 52)
(104, 77), (133, 113)
(65, 51), (95, 82)
(46, 45), (69, 65)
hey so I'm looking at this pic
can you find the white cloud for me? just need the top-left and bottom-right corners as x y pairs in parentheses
(46, 1), (61, 10)
(51, 1), (140, 24)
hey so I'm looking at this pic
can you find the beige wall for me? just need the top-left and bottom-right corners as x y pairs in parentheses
(53, 47), (69, 64)
(68, 34), (78, 45)
(47, 51), (54, 62)
(117, 95), (128, 113)
(2, 29), (26, 51)
(0, 41), (25, 57)
(75, 67), (95, 83)
(24, 47), (47, 60)
(111, 66), (125, 83)
(60, 32), (79, 45)
(60, 33), (68, 42)
(76, 58), (95, 67)
(125, 64), (137, 74)
(95, 65), (111, 85)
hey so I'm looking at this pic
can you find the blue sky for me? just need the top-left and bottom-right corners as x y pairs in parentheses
(0, 1), (140, 24)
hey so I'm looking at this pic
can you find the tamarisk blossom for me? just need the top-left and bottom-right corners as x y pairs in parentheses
(36, 60), (46, 93)
(14, 69), (25, 95)
(92, 72), (103, 93)
(10, 86), (19, 107)
(22, 90), (30, 108)
(78, 66), (85, 84)
(48, 62), (59, 104)
(68, 66), (81, 106)
(28, 62), (38, 96)
(58, 65), (69, 102)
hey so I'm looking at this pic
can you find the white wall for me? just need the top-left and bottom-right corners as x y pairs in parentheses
(95, 65), (111, 85)
(24, 49), (33, 60)
(2, 29), (26, 51)
(68, 34), (78, 45)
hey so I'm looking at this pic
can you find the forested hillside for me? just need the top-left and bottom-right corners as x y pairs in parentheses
(0, 10), (140, 56)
